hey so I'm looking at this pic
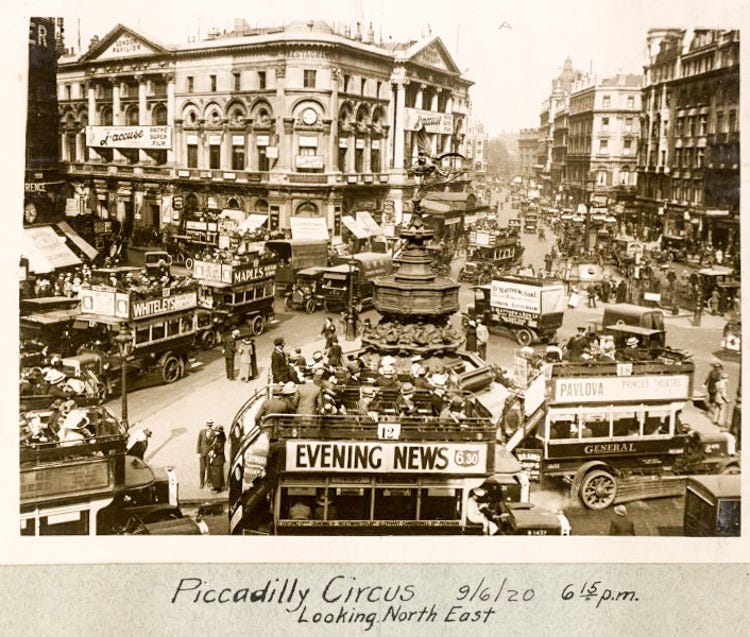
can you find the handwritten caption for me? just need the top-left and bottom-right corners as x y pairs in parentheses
(171, 575), (639, 630)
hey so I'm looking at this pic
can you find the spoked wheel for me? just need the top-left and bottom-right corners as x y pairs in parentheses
(305, 299), (316, 314)
(284, 296), (294, 311)
(200, 329), (217, 350)
(184, 257), (194, 270)
(579, 470), (617, 510)
(478, 273), (491, 285)
(516, 328), (535, 347)
(251, 314), (266, 336)
(161, 355), (184, 384)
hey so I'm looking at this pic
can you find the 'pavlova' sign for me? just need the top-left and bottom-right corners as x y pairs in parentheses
(86, 126), (172, 149)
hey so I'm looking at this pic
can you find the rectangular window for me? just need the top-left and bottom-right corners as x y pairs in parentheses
(232, 144), (245, 170)
(258, 147), (269, 171)
(676, 118), (683, 137)
(258, 71), (266, 89)
(728, 110), (736, 133)
(661, 150), (666, 165)
(601, 117), (609, 132)
(376, 81), (382, 98)
(599, 139), (608, 154)
(361, 78), (367, 95)
(303, 69), (317, 88)
(187, 144), (198, 168)
(210, 75), (217, 92)
(151, 322), (166, 341)
(602, 95), (611, 108)
(699, 114), (708, 136)
(355, 147), (364, 172)
(343, 74), (350, 92)
(627, 95), (635, 109)
(209, 144), (221, 169)
(371, 148), (381, 172)
(694, 182), (703, 205)
(716, 112), (724, 135)
(187, 76), (194, 93)
(674, 148), (682, 168)
(338, 146), (347, 171)
(625, 118), (633, 132)
(696, 149), (704, 169)
(233, 72), (240, 92)
(623, 139), (632, 156)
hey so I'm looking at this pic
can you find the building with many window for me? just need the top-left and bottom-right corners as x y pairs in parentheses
(465, 118), (488, 174)
(566, 73), (642, 206)
(56, 21), (472, 244)
(638, 28), (740, 254)
(517, 128), (538, 178)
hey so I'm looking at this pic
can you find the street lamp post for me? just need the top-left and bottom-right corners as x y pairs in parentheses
(113, 323), (133, 429)
(584, 173), (596, 253)
(345, 258), (358, 341)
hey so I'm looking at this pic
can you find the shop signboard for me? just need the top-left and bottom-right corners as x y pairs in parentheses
(130, 291), (197, 319)
(285, 440), (488, 475)
(514, 448), (542, 482)
(86, 126), (172, 149)
(490, 280), (542, 314)
(403, 108), (454, 134)
(295, 155), (324, 169)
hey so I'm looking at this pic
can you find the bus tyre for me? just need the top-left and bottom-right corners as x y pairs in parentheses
(251, 314), (266, 336)
(516, 328), (535, 347)
(478, 273), (491, 285)
(161, 354), (184, 384)
(721, 464), (741, 475)
(305, 299), (316, 314)
(200, 329), (217, 350)
(579, 469), (617, 510)
(284, 296), (294, 311)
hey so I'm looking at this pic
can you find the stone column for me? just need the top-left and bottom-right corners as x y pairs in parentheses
(87, 82), (97, 124)
(111, 81), (124, 162)
(347, 130), (356, 172)
(283, 118), (294, 171)
(364, 131), (372, 173)
(166, 74), (176, 164)
(430, 89), (438, 112)
(330, 68), (340, 172)
(415, 84), (424, 109)
(445, 93), (453, 114)
(136, 75), (148, 163)
(393, 81), (406, 170)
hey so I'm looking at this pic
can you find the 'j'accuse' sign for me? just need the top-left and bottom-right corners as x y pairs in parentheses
(86, 126), (173, 149)
(286, 440), (488, 475)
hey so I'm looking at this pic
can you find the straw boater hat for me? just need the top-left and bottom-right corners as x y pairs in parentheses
(614, 505), (627, 517)
(312, 351), (324, 362)
(626, 337), (639, 346)
(430, 373), (448, 388)
(380, 365), (395, 377)
(400, 382), (415, 396)
(44, 369), (66, 385)
(381, 355), (396, 367)
(281, 381), (297, 395)
(62, 409), (89, 430)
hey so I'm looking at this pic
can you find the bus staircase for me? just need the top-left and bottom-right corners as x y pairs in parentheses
(504, 405), (545, 453)
(390, 238), (409, 261)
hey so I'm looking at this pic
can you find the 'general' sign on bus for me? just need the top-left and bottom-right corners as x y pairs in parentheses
(286, 440), (488, 475)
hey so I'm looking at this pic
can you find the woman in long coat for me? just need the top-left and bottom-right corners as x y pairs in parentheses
(238, 338), (253, 382)
(208, 425), (227, 493)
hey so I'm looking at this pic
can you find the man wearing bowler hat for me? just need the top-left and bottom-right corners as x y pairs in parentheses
(223, 329), (240, 380)
(609, 504), (636, 535)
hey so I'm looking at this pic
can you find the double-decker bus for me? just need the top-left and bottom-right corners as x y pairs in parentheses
(20, 406), (177, 535)
(509, 351), (740, 509)
(192, 249), (277, 347)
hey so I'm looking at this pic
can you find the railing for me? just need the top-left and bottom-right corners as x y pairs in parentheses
(262, 413), (496, 443)
(20, 430), (127, 465)
(550, 349), (694, 378)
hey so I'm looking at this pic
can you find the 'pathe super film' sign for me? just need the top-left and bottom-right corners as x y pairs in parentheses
(286, 440), (488, 474)
(86, 126), (172, 149)
(403, 108), (454, 134)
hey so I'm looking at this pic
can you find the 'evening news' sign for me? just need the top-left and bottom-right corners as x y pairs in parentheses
(552, 374), (691, 404)
(286, 440), (488, 475)
(86, 126), (172, 149)
(490, 281), (541, 314)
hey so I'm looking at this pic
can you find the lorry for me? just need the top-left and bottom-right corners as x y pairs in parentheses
(320, 252), (393, 313)
(470, 276), (567, 346)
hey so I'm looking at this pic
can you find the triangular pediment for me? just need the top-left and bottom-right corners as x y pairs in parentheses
(405, 37), (461, 74)
(79, 24), (169, 62)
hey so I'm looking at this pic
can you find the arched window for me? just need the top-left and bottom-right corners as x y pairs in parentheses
(100, 106), (113, 126)
(226, 197), (241, 210)
(126, 106), (139, 125)
(152, 104), (168, 126)
(295, 201), (319, 217)
(185, 193), (199, 213)
(255, 199), (269, 213)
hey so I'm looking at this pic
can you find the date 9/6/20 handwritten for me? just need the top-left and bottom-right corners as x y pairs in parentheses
(561, 581), (640, 609)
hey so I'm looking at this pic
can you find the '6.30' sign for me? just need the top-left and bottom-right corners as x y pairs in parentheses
(454, 449), (480, 467)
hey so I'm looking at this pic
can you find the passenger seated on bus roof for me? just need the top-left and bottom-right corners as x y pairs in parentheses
(550, 420), (572, 439)
(313, 492), (336, 521)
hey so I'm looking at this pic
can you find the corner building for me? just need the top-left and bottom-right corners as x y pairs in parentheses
(56, 22), (472, 242)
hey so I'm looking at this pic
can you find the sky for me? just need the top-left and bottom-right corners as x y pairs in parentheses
(17, 0), (750, 135)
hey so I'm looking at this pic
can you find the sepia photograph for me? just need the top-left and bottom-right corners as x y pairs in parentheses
(14, 0), (743, 547)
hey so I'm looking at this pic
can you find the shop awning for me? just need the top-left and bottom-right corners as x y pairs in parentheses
(356, 211), (383, 236)
(290, 216), (329, 241)
(219, 209), (245, 223)
(22, 225), (82, 273)
(57, 221), (99, 261)
(341, 215), (371, 239)
(421, 200), (452, 214)
(238, 213), (268, 233)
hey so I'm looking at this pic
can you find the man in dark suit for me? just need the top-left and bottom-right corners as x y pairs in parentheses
(223, 329), (239, 380)
(271, 337), (291, 383)
(609, 504), (636, 535)
(196, 419), (215, 489)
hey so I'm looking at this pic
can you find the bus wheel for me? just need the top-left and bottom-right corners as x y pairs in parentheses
(284, 296), (294, 311)
(200, 329), (217, 350)
(478, 273), (491, 285)
(184, 257), (194, 270)
(161, 355), (184, 384)
(251, 314), (266, 336)
(516, 328), (535, 347)
(305, 299), (316, 314)
(579, 469), (617, 510)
